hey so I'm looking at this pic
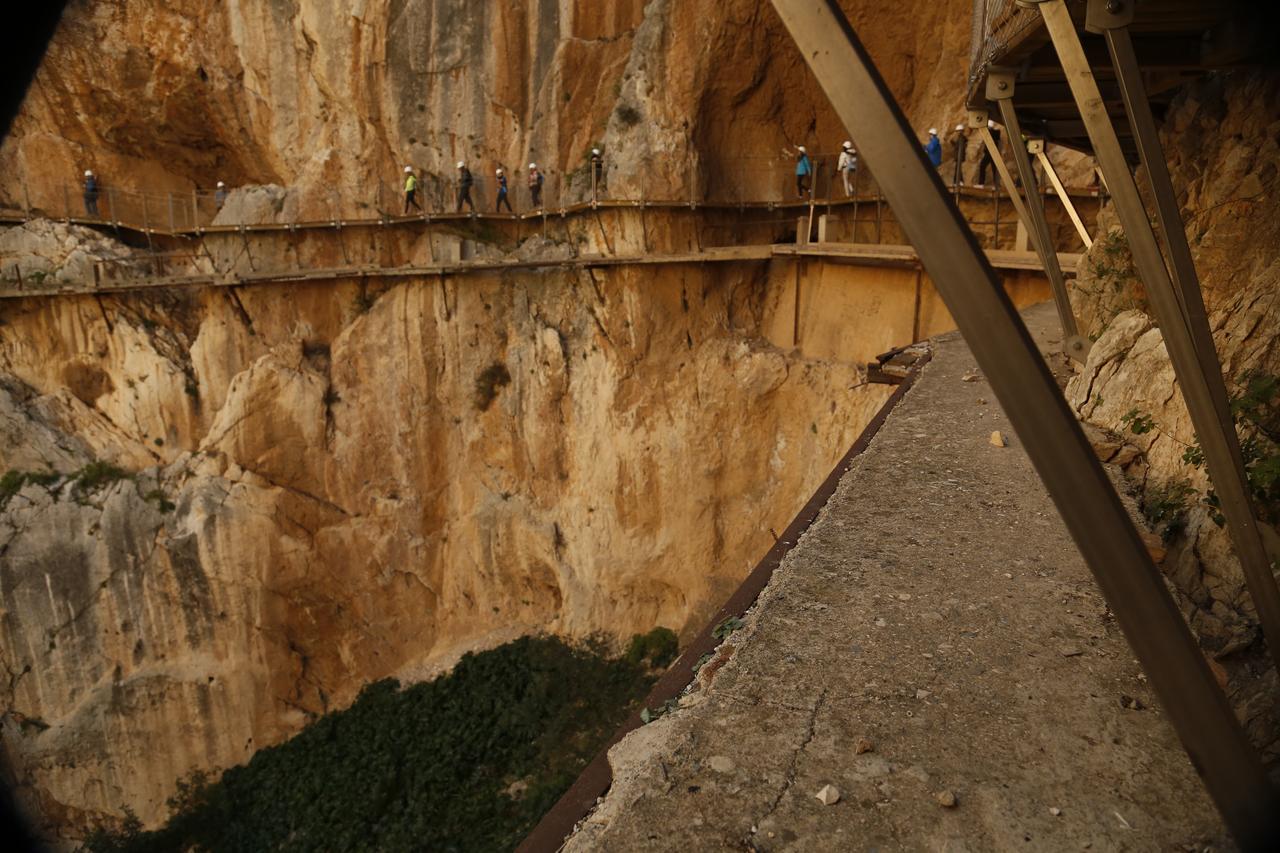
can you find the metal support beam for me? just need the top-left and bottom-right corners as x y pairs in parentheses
(1038, 0), (1280, 683)
(988, 68), (1086, 360)
(768, 0), (1278, 846)
(1031, 140), (1093, 249)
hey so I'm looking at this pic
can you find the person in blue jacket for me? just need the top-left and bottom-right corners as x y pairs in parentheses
(924, 128), (942, 168)
(795, 146), (812, 198)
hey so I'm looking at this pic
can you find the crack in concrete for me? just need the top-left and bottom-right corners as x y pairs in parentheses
(755, 687), (827, 826)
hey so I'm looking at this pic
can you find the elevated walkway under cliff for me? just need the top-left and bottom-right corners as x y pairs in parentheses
(546, 301), (1227, 851)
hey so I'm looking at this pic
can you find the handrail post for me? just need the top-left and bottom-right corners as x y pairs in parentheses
(167, 192), (176, 233)
(768, 1), (1279, 845)
(63, 183), (71, 222)
(985, 70), (1085, 358)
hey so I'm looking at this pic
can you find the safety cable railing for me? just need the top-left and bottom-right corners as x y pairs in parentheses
(968, 0), (1044, 93)
(0, 149), (1099, 237)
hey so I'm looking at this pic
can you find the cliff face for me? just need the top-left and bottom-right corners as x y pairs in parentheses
(0, 0), (972, 213)
(1066, 73), (1280, 671)
(0, 250), (893, 836)
(0, 0), (980, 840)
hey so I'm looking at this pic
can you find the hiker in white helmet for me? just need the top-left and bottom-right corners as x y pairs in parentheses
(590, 147), (604, 201)
(837, 140), (858, 197)
(403, 165), (422, 214)
(456, 161), (475, 213)
(528, 162), (544, 209)
(214, 181), (228, 210)
(977, 120), (1002, 188)
(924, 128), (942, 168)
(82, 170), (100, 217)
(495, 167), (513, 213)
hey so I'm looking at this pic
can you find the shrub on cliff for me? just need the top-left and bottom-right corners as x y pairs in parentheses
(80, 633), (672, 853)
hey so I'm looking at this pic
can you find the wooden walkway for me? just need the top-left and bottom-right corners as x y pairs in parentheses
(0, 243), (1079, 300)
(0, 185), (1101, 241)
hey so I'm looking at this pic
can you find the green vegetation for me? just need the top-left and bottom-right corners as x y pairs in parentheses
(1182, 371), (1280, 527)
(1089, 231), (1137, 293)
(1141, 479), (1197, 542)
(72, 461), (129, 493)
(1120, 407), (1155, 436)
(712, 616), (745, 640)
(1, 468), (61, 509)
(625, 626), (679, 668)
(81, 633), (673, 853)
(474, 362), (512, 411)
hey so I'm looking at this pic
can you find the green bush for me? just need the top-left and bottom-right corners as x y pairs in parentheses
(81, 634), (670, 853)
(73, 461), (129, 493)
(625, 626), (679, 668)
(1182, 371), (1280, 527)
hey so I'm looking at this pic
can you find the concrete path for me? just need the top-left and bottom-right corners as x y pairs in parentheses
(565, 302), (1226, 852)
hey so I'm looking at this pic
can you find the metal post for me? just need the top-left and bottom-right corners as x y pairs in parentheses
(63, 183), (71, 222)
(1039, 0), (1280, 676)
(991, 183), (1001, 247)
(874, 178), (883, 243)
(851, 165), (860, 242)
(1033, 142), (1093, 248)
(768, 0), (1279, 845)
(167, 192), (176, 233)
(986, 70), (1085, 357)
(107, 188), (117, 227)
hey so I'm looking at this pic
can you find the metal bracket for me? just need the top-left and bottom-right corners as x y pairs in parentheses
(1085, 0), (1134, 33)
(985, 67), (1017, 102)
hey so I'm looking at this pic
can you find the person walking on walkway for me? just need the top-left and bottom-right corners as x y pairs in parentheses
(837, 141), (858, 197)
(403, 166), (422, 213)
(590, 148), (604, 201)
(977, 120), (1002, 188)
(83, 170), (100, 217)
(951, 124), (967, 187)
(528, 162), (544, 209)
(795, 146), (812, 198)
(924, 128), (942, 169)
(215, 181), (228, 210)
(457, 161), (476, 213)
(495, 168), (513, 213)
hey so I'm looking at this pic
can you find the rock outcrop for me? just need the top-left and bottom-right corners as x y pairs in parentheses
(1066, 73), (1280, 670)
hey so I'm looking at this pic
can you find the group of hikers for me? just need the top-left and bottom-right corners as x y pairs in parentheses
(790, 122), (1009, 199)
(78, 128), (1019, 219)
(403, 149), (605, 215)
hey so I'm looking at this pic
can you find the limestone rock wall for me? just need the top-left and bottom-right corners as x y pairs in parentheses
(0, 0), (973, 215)
(1065, 72), (1280, 657)
(0, 256), (892, 839)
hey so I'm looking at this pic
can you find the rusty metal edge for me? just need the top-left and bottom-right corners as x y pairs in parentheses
(516, 349), (933, 853)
